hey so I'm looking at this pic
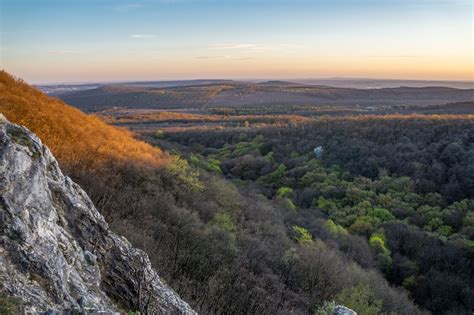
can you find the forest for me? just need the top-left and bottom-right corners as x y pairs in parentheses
(1, 71), (473, 314)
(147, 114), (474, 314)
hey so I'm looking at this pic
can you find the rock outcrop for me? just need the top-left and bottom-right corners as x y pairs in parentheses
(334, 305), (357, 315)
(0, 114), (195, 314)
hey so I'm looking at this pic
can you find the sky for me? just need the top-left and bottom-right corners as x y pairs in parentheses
(0, 0), (472, 84)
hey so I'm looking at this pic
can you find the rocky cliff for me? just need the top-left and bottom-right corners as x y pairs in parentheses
(0, 114), (195, 314)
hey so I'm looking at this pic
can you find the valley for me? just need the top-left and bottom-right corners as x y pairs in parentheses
(2, 71), (474, 314)
(2, 0), (473, 313)
(76, 81), (474, 314)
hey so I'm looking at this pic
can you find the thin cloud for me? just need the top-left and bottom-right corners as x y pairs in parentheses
(208, 43), (301, 52)
(48, 50), (74, 55)
(279, 44), (305, 49)
(196, 55), (255, 60)
(196, 56), (221, 59)
(363, 55), (419, 58)
(250, 46), (276, 52)
(235, 57), (255, 60)
(115, 4), (143, 12)
(210, 43), (257, 50)
(131, 34), (157, 38)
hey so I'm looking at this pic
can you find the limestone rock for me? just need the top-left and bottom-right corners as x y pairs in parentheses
(314, 146), (324, 158)
(0, 116), (196, 314)
(334, 305), (357, 315)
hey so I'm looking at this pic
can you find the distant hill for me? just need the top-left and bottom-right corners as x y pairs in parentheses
(39, 79), (237, 95)
(256, 80), (306, 86)
(292, 78), (474, 89)
(0, 71), (169, 169)
(58, 81), (474, 111)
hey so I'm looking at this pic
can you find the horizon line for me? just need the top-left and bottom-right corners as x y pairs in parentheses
(34, 76), (474, 87)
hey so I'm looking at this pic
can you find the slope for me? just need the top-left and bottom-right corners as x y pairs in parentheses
(0, 70), (169, 170)
(0, 115), (195, 314)
(0, 71), (425, 314)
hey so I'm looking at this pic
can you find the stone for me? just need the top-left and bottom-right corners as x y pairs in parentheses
(0, 117), (196, 314)
(314, 146), (324, 158)
(334, 305), (357, 315)
(83, 250), (97, 265)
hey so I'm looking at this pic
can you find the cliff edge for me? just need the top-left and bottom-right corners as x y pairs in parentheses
(0, 114), (195, 314)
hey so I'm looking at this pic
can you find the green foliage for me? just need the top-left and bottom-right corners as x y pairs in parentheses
(156, 112), (474, 314)
(276, 186), (294, 198)
(436, 225), (453, 237)
(220, 136), (264, 158)
(326, 219), (347, 235)
(6, 125), (41, 158)
(402, 275), (417, 290)
(284, 198), (297, 212)
(369, 230), (392, 272)
(369, 231), (390, 255)
(264, 151), (275, 163)
(463, 211), (474, 227)
(335, 285), (383, 315)
(190, 153), (222, 173)
(348, 216), (375, 237)
(266, 164), (286, 183)
(314, 300), (336, 315)
(425, 217), (443, 231)
(368, 207), (395, 222)
(7, 125), (33, 148)
(155, 129), (164, 139)
(167, 156), (204, 191)
(209, 212), (236, 232)
(315, 197), (338, 215)
(293, 225), (314, 246)
(0, 292), (22, 315)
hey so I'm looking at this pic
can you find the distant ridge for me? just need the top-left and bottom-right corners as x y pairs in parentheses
(292, 78), (474, 89)
(257, 80), (305, 86)
(40, 79), (239, 95)
(56, 80), (474, 111)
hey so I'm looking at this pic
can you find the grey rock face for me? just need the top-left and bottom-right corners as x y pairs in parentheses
(313, 146), (323, 159)
(334, 305), (357, 315)
(0, 115), (196, 314)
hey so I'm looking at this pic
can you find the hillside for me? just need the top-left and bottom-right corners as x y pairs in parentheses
(0, 71), (169, 169)
(60, 83), (232, 111)
(40, 79), (238, 96)
(58, 81), (474, 112)
(0, 115), (195, 314)
(0, 71), (426, 314)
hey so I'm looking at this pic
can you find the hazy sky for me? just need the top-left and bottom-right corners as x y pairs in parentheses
(0, 0), (472, 84)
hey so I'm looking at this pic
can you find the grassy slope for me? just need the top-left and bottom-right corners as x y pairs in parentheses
(0, 71), (169, 169)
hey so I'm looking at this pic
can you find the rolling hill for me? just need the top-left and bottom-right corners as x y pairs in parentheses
(58, 81), (474, 112)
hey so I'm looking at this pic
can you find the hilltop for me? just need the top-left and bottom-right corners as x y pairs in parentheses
(0, 71), (169, 169)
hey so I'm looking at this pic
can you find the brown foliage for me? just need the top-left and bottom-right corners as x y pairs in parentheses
(98, 108), (313, 124)
(0, 71), (170, 169)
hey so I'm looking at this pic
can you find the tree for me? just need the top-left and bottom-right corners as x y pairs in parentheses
(335, 285), (383, 315)
(293, 225), (313, 246)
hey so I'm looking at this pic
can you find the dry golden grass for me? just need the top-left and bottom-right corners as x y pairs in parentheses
(0, 70), (169, 169)
(98, 109), (314, 124)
